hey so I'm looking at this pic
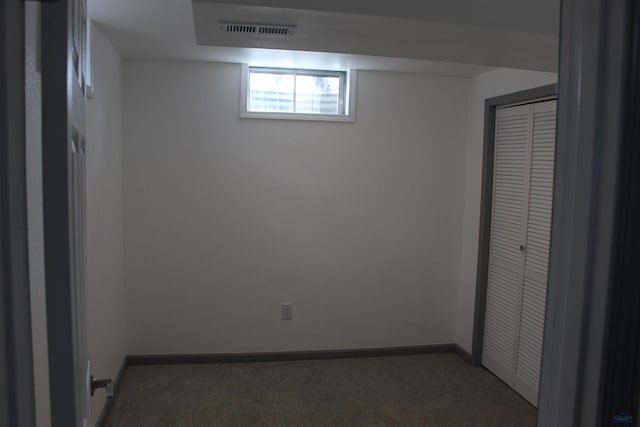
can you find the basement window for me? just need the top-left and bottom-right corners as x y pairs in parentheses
(240, 65), (356, 122)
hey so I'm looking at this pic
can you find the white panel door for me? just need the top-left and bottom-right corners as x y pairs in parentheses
(41, 0), (91, 425)
(483, 100), (557, 407)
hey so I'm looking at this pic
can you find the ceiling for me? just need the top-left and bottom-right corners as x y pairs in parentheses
(208, 0), (559, 35)
(88, 0), (560, 76)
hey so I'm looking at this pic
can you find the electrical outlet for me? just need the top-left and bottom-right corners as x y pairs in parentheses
(281, 303), (293, 320)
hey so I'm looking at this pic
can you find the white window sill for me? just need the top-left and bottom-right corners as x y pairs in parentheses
(239, 111), (355, 123)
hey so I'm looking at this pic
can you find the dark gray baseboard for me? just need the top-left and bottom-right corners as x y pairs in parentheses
(95, 357), (128, 427)
(127, 344), (465, 366)
(454, 345), (474, 365)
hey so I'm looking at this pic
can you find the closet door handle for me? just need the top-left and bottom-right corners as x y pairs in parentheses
(520, 245), (526, 251)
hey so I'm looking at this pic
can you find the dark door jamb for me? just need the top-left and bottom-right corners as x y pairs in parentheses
(0, 1), (37, 426)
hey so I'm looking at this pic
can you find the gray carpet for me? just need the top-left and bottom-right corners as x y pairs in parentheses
(103, 353), (536, 427)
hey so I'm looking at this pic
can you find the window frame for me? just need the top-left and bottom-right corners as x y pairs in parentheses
(240, 64), (356, 123)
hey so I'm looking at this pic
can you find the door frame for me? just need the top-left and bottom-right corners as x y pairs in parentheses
(599, 1), (640, 423)
(470, 84), (557, 367)
(538, 0), (640, 425)
(0, 1), (37, 426)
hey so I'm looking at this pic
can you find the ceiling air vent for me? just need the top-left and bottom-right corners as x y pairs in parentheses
(220, 21), (296, 36)
(224, 24), (257, 33)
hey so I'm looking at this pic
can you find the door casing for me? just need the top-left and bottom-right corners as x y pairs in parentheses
(0, 1), (36, 426)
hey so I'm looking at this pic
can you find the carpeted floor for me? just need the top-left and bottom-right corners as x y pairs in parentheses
(103, 353), (536, 427)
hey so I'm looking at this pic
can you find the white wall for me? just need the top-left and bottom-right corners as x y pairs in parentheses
(455, 68), (558, 353)
(25, 4), (51, 426)
(123, 61), (471, 355)
(86, 24), (127, 426)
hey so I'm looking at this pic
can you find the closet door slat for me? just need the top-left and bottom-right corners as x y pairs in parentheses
(515, 100), (557, 405)
(482, 104), (530, 381)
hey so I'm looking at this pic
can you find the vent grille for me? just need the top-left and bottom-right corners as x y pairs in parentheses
(220, 21), (296, 36)
(258, 26), (290, 35)
(225, 24), (257, 33)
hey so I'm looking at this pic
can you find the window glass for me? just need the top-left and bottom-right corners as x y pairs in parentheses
(249, 72), (294, 113)
(294, 74), (341, 115)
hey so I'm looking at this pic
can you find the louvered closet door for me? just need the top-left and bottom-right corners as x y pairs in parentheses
(482, 104), (531, 389)
(514, 100), (557, 405)
(483, 100), (557, 407)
